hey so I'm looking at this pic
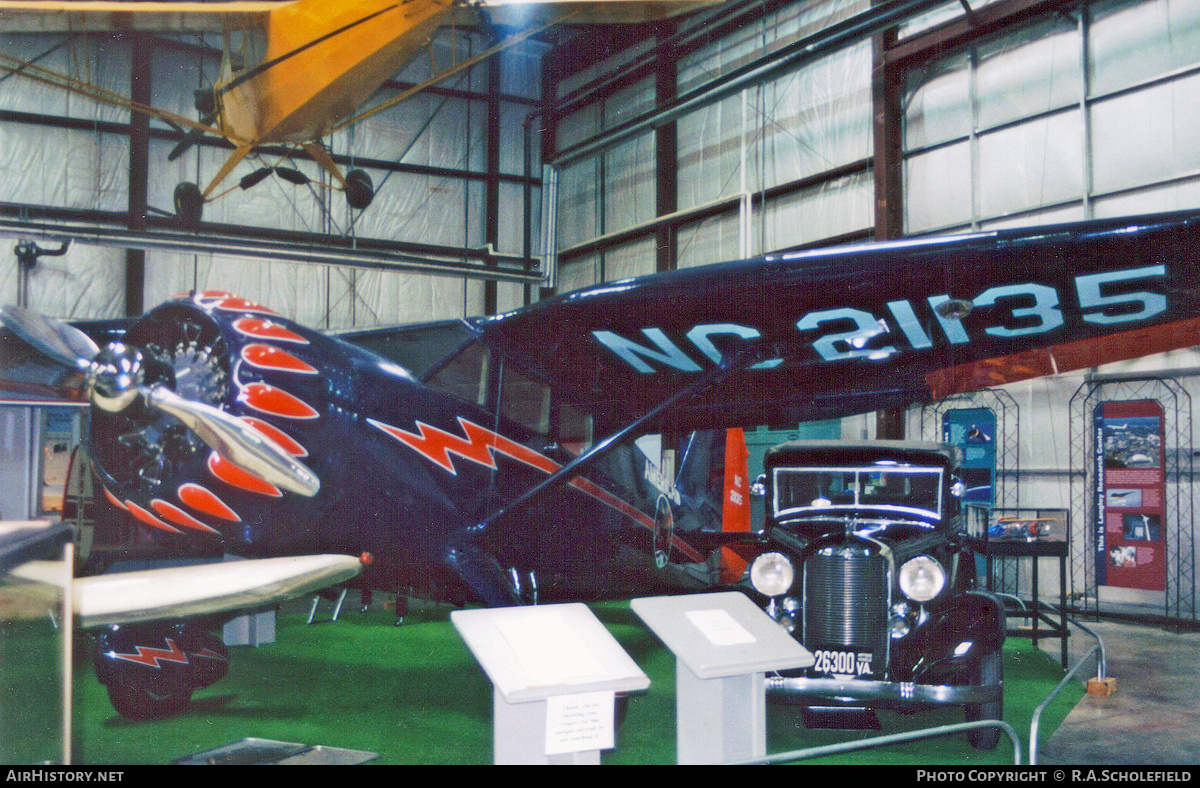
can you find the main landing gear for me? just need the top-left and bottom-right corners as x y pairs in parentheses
(173, 167), (374, 227)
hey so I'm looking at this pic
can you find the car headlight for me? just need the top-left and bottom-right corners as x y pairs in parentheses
(750, 552), (795, 597)
(899, 555), (945, 602)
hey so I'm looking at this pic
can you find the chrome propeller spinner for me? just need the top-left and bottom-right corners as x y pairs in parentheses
(1, 305), (319, 497)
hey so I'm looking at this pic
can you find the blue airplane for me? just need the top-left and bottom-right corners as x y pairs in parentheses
(4, 208), (1200, 719)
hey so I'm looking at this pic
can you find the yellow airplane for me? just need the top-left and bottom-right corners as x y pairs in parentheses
(0, 0), (713, 224)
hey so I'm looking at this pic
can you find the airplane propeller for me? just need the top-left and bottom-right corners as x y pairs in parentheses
(0, 305), (320, 498)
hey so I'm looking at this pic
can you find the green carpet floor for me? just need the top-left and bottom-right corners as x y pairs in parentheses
(70, 599), (1083, 765)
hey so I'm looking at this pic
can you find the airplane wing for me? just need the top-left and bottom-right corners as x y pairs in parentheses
(477, 210), (1200, 432)
(0, 1), (278, 33)
(13, 554), (363, 628)
(0, 0), (716, 33)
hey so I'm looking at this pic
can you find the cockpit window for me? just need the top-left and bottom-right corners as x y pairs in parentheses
(558, 403), (594, 455)
(774, 465), (943, 520)
(342, 320), (475, 378)
(427, 341), (490, 406)
(501, 364), (550, 435)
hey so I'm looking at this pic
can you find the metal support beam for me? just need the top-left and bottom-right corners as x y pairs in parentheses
(550, 0), (949, 170)
(0, 217), (546, 284)
(485, 52), (501, 316)
(654, 25), (678, 274)
(126, 32), (150, 317)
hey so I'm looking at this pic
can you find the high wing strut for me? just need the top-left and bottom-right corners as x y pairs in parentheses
(474, 346), (769, 534)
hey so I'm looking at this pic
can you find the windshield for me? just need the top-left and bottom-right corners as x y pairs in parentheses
(773, 465), (943, 520)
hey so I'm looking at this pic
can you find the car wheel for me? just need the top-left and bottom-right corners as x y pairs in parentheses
(106, 682), (193, 721)
(965, 650), (1003, 750)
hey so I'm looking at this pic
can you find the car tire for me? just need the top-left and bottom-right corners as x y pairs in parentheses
(345, 169), (374, 210)
(106, 681), (193, 721)
(173, 182), (203, 226)
(965, 650), (1003, 750)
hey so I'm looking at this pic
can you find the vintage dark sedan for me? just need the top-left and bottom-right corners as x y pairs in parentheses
(746, 440), (1006, 749)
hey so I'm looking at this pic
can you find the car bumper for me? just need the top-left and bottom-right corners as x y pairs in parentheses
(765, 675), (1001, 710)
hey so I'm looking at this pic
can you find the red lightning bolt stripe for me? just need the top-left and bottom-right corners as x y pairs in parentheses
(369, 417), (557, 476)
(109, 639), (190, 669)
(369, 417), (705, 563)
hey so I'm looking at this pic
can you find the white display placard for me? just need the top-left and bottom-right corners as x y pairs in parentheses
(494, 609), (606, 685)
(544, 691), (615, 755)
(685, 608), (757, 647)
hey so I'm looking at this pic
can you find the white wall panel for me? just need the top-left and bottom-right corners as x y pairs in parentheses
(904, 141), (972, 232)
(603, 133), (656, 233)
(904, 54), (971, 151)
(1093, 176), (1200, 216)
(500, 101), (538, 175)
(758, 41), (873, 186)
(979, 203), (1085, 230)
(350, 169), (481, 248)
(1089, 0), (1200, 96)
(493, 281), (524, 316)
(677, 93), (755, 211)
(556, 252), (600, 294)
(556, 157), (601, 249)
(396, 29), (488, 94)
(603, 237), (656, 282)
(0, 34), (130, 123)
(500, 40), (547, 101)
(499, 181), (538, 256)
(977, 110), (1084, 218)
(149, 38), (216, 121)
(347, 90), (485, 172)
(975, 18), (1081, 131)
(677, 212), (742, 269)
(757, 170), (872, 252)
(1090, 74), (1200, 195)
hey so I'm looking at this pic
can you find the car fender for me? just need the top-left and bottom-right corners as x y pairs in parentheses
(903, 589), (1006, 683)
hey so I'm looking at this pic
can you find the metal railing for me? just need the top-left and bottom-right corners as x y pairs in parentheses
(1029, 605), (1108, 766)
(727, 720), (1022, 765)
(729, 601), (1106, 766)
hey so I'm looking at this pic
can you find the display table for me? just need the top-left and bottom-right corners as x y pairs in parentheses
(451, 603), (649, 765)
(631, 591), (813, 765)
(967, 506), (1070, 668)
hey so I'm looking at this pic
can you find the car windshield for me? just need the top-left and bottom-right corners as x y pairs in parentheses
(773, 465), (943, 520)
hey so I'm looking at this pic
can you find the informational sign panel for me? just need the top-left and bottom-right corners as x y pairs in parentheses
(1095, 400), (1166, 591)
(943, 408), (997, 508)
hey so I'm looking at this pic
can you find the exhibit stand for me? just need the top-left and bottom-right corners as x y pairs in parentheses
(451, 603), (650, 765)
(631, 591), (814, 765)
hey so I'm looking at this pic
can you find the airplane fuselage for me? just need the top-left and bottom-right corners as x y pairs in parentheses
(88, 293), (716, 606)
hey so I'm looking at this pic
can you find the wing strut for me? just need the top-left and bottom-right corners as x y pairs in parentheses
(472, 347), (768, 534)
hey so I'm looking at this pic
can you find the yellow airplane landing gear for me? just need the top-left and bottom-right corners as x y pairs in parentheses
(174, 182), (204, 226)
(345, 169), (374, 211)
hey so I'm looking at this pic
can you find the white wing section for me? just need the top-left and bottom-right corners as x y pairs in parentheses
(15, 554), (362, 628)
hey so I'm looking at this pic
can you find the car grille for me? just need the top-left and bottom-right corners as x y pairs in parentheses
(802, 545), (889, 676)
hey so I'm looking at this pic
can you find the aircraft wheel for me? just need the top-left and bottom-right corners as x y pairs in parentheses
(345, 169), (374, 210)
(106, 682), (193, 721)
(174, 182), (203, 226)
(964, 650), (1003, 750)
